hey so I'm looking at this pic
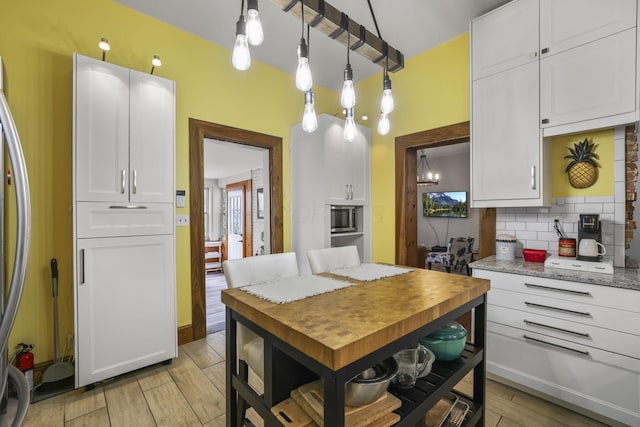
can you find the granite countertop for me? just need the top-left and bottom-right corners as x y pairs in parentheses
(470, 255), (640, 292)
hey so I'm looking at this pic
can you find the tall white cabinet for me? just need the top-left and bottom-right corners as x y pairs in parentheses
(73, 53), (177, 387)
(290, 114), (371, 275)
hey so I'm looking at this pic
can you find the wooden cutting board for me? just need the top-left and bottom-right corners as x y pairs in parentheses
(291, 380), (401, 427)
(271, 397), (317, 427)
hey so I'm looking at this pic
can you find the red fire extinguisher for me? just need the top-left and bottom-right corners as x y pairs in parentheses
(16, 343), (34, 391)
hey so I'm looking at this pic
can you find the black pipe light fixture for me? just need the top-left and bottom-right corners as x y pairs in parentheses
(98, 37), (110, 61)
(232, 0), (251, 71)
(246, 0), (264, 46)
(340, 30), (356, 110)
(417, 150), (440, 186)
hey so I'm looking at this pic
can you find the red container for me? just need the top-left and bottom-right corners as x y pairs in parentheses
(522, 248), (547, 263)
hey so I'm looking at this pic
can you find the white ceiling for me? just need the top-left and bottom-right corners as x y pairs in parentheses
(114, 0), (509, 90)
(204, 138), (266, 179)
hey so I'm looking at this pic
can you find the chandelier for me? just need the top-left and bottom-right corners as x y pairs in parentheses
(417, 150), (439, 186)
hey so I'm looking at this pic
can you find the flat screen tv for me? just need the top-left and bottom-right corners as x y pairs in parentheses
(423, 191), (468, 218)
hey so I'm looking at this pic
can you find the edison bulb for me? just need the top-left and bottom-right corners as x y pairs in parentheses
(232, 33), (251, 71)
(246, 11), (263, 46)
(302, 104), (317, 133)
(380, 88), (394, 114)
(341, 79), (356, 109)
(296, 57), (312, 91)
(344, 114), (357, 142)
(377, 113), (390, 135)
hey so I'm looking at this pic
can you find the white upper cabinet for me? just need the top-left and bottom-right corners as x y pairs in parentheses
(540, 0), (636, 56)
(472, 61), (546, 206)
(74, 54), (175, 203)
(472, 0), (538, 80)
(540, 29), (637, 132)
(324, 122), (368, 204)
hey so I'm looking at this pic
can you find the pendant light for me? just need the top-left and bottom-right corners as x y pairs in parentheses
(295, 1), (312, 91)
(232, 0), (251, 71)
(417, 150), (440, 185)
(380, 69), (394, 114)
(150, 55), (161, 75)
(340, 31), (356, 109)
(377, 112), (390, 135)
(344, 108), (357, 142)
(98, 37), (110, 61)
(246, 0), (264, 46)
(301, 23), (317, 133)
(302, 90), (318, 133)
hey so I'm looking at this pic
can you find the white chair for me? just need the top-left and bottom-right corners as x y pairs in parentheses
(222, 252), (299, 423)
(306, 246), (361, 274)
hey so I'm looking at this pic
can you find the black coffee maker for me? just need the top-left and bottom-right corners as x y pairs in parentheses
(577, 214), (602, 261)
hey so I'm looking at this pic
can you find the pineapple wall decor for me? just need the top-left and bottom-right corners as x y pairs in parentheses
(564, 138), (601, 189)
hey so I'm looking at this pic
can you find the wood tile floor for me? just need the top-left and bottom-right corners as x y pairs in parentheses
(24, 331), (610, 427)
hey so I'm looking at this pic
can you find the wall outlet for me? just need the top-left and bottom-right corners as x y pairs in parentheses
(175, 214), (190, 226)
(66, 334), (74, 350)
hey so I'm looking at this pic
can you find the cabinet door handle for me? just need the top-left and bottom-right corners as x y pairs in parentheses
(349, 184), (353, 200)
(108, 205), (148, 209)
(80, 249), (85, 285)
(531, 166), (536, 190)
(121, 169), (126, 194)
(541, 47), (549, 54)
(523, 319), (590, 338)
(524, 283), (592, 296)
(524, 335), (589, 356)
(541, 118), (549, 124)
(132, 170), (137, 194)
(524, 301), (591, 317)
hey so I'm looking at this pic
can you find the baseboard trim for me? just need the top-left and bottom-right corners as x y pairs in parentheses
(178, 324), (194, 346)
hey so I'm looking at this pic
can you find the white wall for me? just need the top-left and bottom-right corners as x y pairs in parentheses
(417, 151), (479, 249)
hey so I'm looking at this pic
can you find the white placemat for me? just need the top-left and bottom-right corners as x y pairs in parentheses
(240, 275), (353, 304)
(329, 263), (413, 281)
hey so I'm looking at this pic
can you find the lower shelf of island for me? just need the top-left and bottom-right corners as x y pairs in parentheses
(389, 344), (484, 426)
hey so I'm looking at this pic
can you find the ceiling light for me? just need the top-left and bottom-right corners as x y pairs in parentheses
(232, 1), (251, 71)
(98, 37), (110, 61)
(246, 0), (264, 46)
(361, 114), (368, 121)
(340, 31), (356, 109)
(380, 70), (394, 114)
(417, 150), (439, 185)
(150, 55), (161, 74)
(302, 90), (318, 133)
(295, 1), (312, 91)
(344, 108), (356, 142)
(377, 112), (390, 135)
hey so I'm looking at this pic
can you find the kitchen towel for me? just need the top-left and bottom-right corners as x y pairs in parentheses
(240, 275), (353, 304)
(329, 263), (413, 281)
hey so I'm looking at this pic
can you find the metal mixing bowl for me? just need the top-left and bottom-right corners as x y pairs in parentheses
(345, 357), (398, 407)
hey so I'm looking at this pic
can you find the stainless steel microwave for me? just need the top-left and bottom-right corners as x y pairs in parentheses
(331, 205), (357, 233)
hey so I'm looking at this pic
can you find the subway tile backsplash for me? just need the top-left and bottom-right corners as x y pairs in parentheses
(496, 127), (626, 267)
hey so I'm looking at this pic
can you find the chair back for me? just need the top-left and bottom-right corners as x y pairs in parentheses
(222, 252), (299, 372)
(448, 237), (475, 268)
(223, 252), (299, 288)
(307, 246), (361, 274)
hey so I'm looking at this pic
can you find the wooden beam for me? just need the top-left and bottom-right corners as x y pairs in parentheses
(269, 0), (404, 72)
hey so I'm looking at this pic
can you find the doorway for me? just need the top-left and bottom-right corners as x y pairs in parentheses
(394, 121), (496, 267)
(187, 118), (283, 343)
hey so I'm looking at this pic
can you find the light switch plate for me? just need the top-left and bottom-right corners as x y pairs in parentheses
(175, 214), (189, 226)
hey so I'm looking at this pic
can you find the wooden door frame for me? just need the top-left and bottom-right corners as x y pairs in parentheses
(187, 118), (283, 343)
(395, 121), (496, 267)
(225, 179), (253, 258)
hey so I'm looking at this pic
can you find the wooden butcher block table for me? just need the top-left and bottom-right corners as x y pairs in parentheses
(222, 266), (490, 427)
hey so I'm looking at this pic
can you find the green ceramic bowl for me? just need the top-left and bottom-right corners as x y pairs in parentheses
(420, 322), (467, 361)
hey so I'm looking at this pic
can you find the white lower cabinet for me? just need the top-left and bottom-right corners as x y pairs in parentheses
(75, 235), (176, 387)
(474, 269), (640, 425)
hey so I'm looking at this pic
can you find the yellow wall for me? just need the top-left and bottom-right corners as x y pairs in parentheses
(0, 0), (337, 363)
(551, 129), (614, 197)
(356, 34), (471, 263)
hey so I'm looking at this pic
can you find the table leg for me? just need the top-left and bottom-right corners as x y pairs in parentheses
(473, 296), (487, 426)
(226, 308), (239, 427)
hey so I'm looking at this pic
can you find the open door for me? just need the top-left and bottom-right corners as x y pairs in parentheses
(226, 180), (252, 259)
